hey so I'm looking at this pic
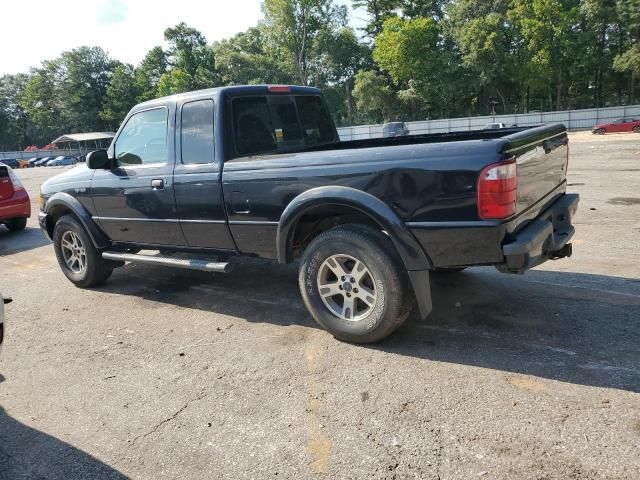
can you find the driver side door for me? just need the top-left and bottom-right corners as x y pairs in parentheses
(91, 105), (186, 246)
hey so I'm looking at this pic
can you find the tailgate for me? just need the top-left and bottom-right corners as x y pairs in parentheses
(0, 166), (14, 200)
(502, 124), (569, 229)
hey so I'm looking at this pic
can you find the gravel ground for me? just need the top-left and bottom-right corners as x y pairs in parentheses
(1, 132), (639, 479)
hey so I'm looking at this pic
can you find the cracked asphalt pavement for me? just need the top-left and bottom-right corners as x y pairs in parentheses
(1, 131), (639, 479)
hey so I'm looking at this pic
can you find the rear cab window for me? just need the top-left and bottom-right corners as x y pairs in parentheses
(231, 94), (336, 159)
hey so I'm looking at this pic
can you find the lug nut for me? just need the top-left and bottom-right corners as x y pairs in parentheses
(346, 293), (351, 297)
(354, 288), (359, 293)
(341, 276), (346, 281)
(350, 277), (355, 283)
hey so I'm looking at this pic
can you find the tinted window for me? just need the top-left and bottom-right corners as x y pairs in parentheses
(115, 108), (168, 166)
(233, 97), (276, 156)
(295, 96), (336, 145)
(269, 96), (302, 146)
(181, 100), (214, 164)
(232, 94), (336, 158)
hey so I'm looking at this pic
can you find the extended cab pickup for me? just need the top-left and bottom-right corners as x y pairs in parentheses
(39, 85), (579, 343)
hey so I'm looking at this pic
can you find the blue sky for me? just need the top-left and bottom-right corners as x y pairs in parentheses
(1, 0), (366, 75)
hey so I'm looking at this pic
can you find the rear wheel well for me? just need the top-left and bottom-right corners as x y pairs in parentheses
(289, 205), (385, 261)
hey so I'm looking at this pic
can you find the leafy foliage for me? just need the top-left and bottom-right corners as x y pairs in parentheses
(0, 1), (639, 151)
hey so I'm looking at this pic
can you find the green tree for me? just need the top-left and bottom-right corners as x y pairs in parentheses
(134, 46), (167, 102)
(614, 0), (640, 101)
(352, 69), (397, 122)
(157, 69), (194, 96)
(57, 46), (114, 132)
(510, 0), (581, 110)
(20, 61), (64, 145)
(315, 27), (371, 122)
(447, 0), (524, 113)
(163, 22), (218, 90)
(351, 0), (398, 38)
(0, 74), (30, 150)
(262, 0), (347, 85)
(100, 63), (138, 130)
(213, 26), (293, 85)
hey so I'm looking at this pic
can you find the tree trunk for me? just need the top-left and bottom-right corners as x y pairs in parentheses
(556, 72), (562, 110)
(345, 79), (353, 125)
(496, 88), (507, 114)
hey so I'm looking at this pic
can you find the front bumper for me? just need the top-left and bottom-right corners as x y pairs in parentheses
(499, 193), (579, 273)
(38, 211), (51, 240)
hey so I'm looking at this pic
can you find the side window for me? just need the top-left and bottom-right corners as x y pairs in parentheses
(233, 97), (276, 157)
(115, 108), (168, 166)
(295, 96), (336, 145)
(181, 100), (214, 165)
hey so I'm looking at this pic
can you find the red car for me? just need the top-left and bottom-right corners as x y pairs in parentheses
(592, 118), (640, 134)
(0, 162), (30, 232)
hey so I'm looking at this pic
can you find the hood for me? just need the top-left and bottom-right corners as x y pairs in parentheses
(41, 164), (94, 195)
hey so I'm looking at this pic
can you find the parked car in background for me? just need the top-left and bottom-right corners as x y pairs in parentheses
(592, 118), (640, 134)
(0, 162), (30, 232)
(0, 159), (19, 169)
(35, 157), (52, 167)
(382, 122), (409, 137)
(0, 293), (8, 354)
(26, 157), (41, 168)
(484, 122), (507, 130)
(46, 156), (77, 167)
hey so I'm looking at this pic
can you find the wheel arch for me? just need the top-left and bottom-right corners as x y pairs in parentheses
(277, 186), (433, 272)
(45, 193), (110, 249)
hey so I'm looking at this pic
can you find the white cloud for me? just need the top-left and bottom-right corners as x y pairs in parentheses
(0, 0), (364, 75)
(0, 0), (264, 74)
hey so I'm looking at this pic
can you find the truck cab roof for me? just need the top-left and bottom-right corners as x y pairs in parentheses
(134, 85), (322, 112)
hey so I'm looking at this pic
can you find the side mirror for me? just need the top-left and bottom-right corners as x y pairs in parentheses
(86, 150), (111, 169)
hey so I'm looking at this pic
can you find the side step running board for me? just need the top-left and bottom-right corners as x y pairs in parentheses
(102, 251), (231, 273)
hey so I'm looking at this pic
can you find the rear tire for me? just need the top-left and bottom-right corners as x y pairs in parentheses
(594, 128), (606, 135)
(4, 218), (27, 232)
(53, 214), (112, 288)
(298, 225), (413, 344)
(634, 126), (640, 133)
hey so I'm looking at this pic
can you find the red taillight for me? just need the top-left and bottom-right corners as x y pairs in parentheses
(267, 85), (291, 93)
(477, 159), (517, 220)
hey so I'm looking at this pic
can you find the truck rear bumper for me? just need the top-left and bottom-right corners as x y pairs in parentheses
(499, 193), (579, 274)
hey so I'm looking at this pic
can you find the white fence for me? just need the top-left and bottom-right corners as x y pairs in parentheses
(337, 104), (640, 141)
(0, 148), (86, 161)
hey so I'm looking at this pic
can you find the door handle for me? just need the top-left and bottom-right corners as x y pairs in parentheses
(151, 179), (164, 189)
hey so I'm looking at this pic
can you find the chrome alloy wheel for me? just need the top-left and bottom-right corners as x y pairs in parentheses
(61, 231), (87, 274)
(317, 254), (378, 321)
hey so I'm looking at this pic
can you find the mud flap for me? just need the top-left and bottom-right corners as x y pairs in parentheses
(407, 270), (432, 319)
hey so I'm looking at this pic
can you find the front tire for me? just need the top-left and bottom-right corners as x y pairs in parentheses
(634, 126), (640, 133)
(53, 214), (112, 288)
(298, 225), (413, 343)
(4, 217), (27, 232)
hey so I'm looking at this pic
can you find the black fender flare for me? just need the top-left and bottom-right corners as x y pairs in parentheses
(277, 186), (432, 271)
(44, 192), (110, 249)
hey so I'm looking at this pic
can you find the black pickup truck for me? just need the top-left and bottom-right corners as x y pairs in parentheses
(39, 85), (579, 343)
